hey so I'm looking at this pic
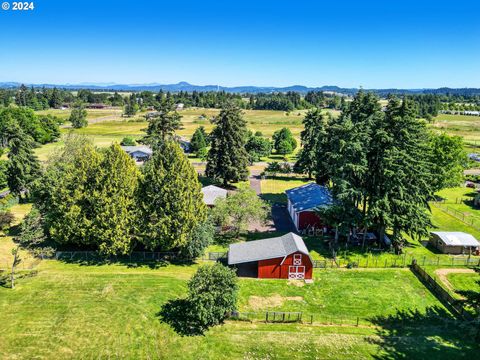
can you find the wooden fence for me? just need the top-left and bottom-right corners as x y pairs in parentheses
(410, 261), (474, 320)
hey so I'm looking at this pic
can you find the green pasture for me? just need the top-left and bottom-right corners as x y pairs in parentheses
(447, 272), (480, 295)
(1, 257), (473, 360)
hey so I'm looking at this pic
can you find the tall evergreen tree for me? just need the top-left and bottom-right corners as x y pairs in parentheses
(124, 94), (139, 116)
(92, 143), (140, 254)
(33, 139), (140, 255)
(145, 103), (182, 146)
(138, 141), (206, 250)
(295, 109), (328, 179)
(190, 126), (208, 154)
(367, 97), (434, 248)
(7, 130), (41, 198)
(206, 103), (249, 185)
(69, 103), (88, 128)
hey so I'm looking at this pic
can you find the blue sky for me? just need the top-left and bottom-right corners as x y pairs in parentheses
(0, 0), (479, 88)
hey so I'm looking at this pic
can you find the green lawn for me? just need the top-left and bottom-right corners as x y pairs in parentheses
(447, 272), (480, 294)
(1, 259), (474, 359)
(261, 176), (311, 203)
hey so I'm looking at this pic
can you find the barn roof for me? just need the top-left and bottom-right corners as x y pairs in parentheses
(431, 232), (480, 247)
(201, 185), (228, 206)
(228, 232), (310, 265)
(121, 145), (153, 155)
(285, 183), (333, 212)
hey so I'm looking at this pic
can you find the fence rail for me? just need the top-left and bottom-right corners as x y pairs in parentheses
(410, 262), (475, 320)
(313, 255), (480, 269)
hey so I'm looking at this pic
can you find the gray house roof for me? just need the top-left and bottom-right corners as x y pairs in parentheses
(202, 185), (228, 206)
(121, 145), (153, 156)
(431, 232), (480, 247)
(228, 232), (310, 265)
(285, 183), (333, 212)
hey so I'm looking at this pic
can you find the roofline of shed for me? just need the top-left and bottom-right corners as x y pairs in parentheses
(228, 250), (311, 265)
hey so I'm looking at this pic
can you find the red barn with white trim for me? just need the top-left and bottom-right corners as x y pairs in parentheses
(228, 233), (313, 279)
(286, 183), (333, 231)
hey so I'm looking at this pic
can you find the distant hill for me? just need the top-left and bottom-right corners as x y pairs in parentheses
(0, 81), (479, 96)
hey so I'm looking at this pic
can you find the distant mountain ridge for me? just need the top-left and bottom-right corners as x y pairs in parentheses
(0, 81), (479, 96)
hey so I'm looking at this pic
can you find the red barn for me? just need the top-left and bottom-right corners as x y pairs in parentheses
(286, 183), (333, 232)
(228, 233), (313, 279)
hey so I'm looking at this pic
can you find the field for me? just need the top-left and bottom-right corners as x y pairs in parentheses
(432, 113), (480, 149)
(1, 257), (474, 360)
(447, 272), (480, 295)
(2, 107), (474, 358)
(33, 107), (339, 161)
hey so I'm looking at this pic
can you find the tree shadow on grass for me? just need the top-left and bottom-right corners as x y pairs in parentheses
(55, 256), (196, 269)
(368, 306), (478, 359)
(157, 298), (205, 336)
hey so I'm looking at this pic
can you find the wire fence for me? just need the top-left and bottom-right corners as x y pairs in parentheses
(313, 255), (480, 269)
(2, 250), (479, 272)
(431, 202), (480, 231)
(227, 310), (479, 330)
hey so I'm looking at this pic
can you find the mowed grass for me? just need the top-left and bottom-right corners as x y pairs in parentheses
(261, 176), (311, 203)
(0, 203), (35, 269)
(447, 272), (480, 294)
(238, 268), (441, 319)
(0, 260), (468, 360)
(431, 113), (480, 143)
(33, 107), (340, 161)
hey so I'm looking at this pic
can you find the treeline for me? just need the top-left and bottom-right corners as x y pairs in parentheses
(294, 91), (466, 252)
(4, 84), (480, 118)
(0, 107), (62, 190)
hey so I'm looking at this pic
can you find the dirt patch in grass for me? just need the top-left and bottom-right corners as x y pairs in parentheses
(434, 268), (475, 296)
(248, 294), (303, 310)
(100, 284), (115, 297)
(288, 279), (305, 287)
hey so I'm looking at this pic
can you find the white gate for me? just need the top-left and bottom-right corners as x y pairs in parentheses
(288, 266), (305, 279)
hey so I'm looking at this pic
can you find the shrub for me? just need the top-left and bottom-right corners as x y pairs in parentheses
(159, 263), (238, 335)
(0, 210), (15, 231)
(120, 136), (137, 146)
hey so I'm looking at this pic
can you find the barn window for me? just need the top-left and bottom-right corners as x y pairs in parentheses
(293, 254), (302, 265)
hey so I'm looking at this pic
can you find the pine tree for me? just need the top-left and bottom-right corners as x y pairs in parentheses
(367, 97), (434, 249)
(91, 143), (140, 255)
(294, 109), (328, 178)
(206, 103), (249, 185)
(7, 130), (41, 198)
(69, 104), (88, 128)
(145, 103), (182, 146)
(138, 141), (206, 250)
(124, 94), (139, 117)
(191, 126), (207, 154)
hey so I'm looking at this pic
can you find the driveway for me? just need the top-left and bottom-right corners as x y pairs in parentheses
(271, 203), (297, 233)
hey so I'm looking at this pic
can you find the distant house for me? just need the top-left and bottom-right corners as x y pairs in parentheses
(121, 145), (152, 162)
(285, 183), (333, 232)
(86, 103), (109, 109)
(429, 231), (480, 255)
(175, 103), (184, 111)
(228, 232), (313, 279)
(177, 136), (191, 153)
(202, 185), (228, 207)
